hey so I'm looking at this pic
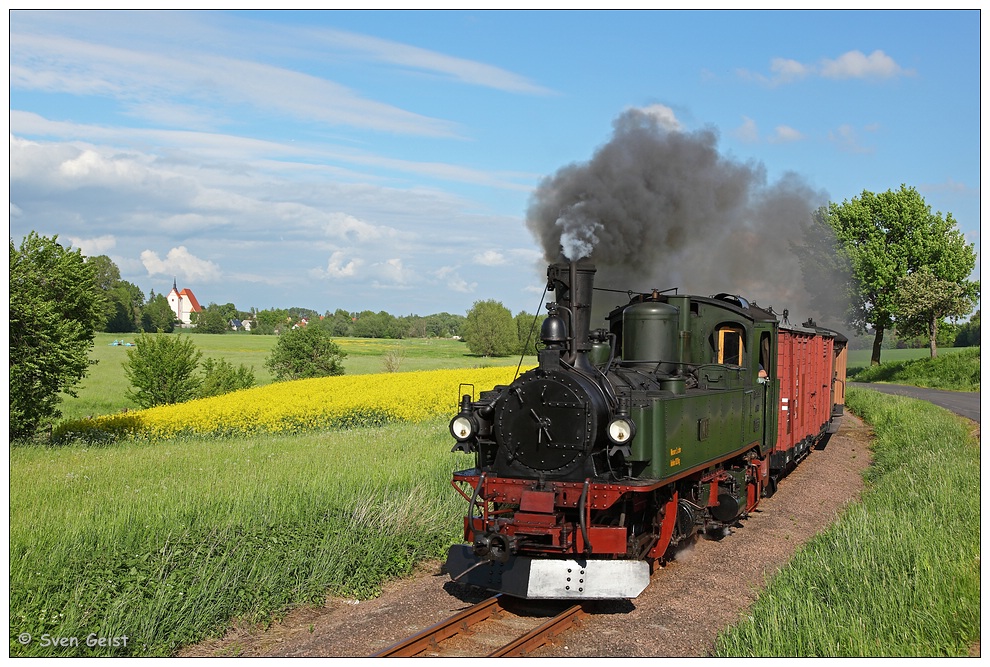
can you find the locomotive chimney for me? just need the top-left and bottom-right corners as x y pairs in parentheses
(547, 260), (596, 369)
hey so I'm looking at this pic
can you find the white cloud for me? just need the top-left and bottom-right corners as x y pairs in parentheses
(9, 30), (461, 138)
(769, 57), (811, 84)
(66, 234), (116, 255)
(828, 124), (875, 154)
(322, 251), (363, 278)
(314, 28), (554, 96)
(141, 246), (222, 283)
(769, 125), (804, 143)
(635, 104), (682, 132)
(740, 49), (912, 86)
(820, 50), (909, 80)
(474, 250), (506, 266)
(733, 117), (760, 143)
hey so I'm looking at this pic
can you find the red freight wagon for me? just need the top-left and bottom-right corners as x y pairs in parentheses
(771, 322), (847, 476)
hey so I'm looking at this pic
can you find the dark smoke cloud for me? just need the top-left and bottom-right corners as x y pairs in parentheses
(526, 108), (845, 327)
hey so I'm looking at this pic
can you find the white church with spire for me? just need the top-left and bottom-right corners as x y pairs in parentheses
(166, 279), (203, 327)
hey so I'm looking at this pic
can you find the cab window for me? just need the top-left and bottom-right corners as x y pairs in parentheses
(716, 326), (745, 366)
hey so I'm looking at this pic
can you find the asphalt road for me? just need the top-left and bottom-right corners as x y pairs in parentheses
(848, 382), (981, 423)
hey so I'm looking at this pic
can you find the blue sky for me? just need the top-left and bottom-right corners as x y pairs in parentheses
(8, 9), (982, 321)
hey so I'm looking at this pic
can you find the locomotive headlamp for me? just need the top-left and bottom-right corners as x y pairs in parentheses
(607, 416), (636, 445)
(450, 414), (477, 442)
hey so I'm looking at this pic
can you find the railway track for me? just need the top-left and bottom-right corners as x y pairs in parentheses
(371, 595), (588, 657)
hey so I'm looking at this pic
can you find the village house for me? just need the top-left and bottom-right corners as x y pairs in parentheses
(167, 279), (202, 327)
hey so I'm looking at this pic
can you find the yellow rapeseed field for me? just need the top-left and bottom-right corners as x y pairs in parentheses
(55, 366), (524, 441)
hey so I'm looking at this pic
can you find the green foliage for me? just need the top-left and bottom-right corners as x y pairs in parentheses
(265, 325), (347, 380)
(123, 332), (203, 408)
(9, 232), (107, 441)
(714, 390), (980, 656)
(514, 311), (546, 356)
(197, 357), (256, 398)
(141, 293), (176, 333)
(848, 347), (980, 391)
(823, 185), (978, 365)
(894, 267), (976, 357)
(954, 310), (980, 347)
(463, 299), (517, 357)
(195, 304), (231, 334)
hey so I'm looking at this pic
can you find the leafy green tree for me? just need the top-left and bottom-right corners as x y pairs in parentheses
(425, 312), (465, 338)
(464, 300), (517, 357)
(9, 233), (107, 441)
(954, 310), (980, 348)
(123, 332), (203, 408)
(197, 357), (256, 398)
(104, 280), (145, 333)
(324, 308), (354, 337)
(253, 307), (291, 334)
(894, 267), (977, 358)
(265, 325), (347, 381)
(823, 185), (978, 365)
(514, 311), (546, 355)
(195, 303), (231, 334)
(142, 292), (177, 333)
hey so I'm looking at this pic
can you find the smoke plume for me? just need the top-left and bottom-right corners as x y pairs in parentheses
(526, 108), (845, 326)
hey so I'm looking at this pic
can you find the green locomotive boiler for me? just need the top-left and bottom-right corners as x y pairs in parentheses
(446, 261), (847, 599)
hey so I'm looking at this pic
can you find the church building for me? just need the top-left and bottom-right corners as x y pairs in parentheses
(167, 279), (203, 326)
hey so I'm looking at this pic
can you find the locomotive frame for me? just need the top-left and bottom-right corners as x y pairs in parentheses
(445, 261), (847, 599)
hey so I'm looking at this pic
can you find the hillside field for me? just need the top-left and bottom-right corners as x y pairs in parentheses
(60, 332), (534, 422)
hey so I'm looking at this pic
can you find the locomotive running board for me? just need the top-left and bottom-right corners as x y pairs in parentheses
(445, 545), (650, 600)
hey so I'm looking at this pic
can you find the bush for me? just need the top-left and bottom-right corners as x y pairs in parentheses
(124, 332), (203, 408)
(265, 325), (347, 381)
(198, 357), (256, 398)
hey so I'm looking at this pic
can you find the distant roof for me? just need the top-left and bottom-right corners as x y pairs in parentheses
(179, 288), (202, 312)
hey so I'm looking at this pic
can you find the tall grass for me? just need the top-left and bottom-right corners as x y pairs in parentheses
(848, 347), (980, 391)
(713, 389), (980, 656)
(9, 420), (469, 657)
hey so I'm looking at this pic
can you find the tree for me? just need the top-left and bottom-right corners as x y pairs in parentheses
(142, 292), (177, 333)
(10, 233), (107, 440)
(196, 303), (231, 334)
(954, 310), (981, 348)
(514, 311), (546, 356)
(123, 332), (203, 408)
(197, 357), (256, 398)
(823, 185), (978, 365)
(894, 267), (976, 358)
(265, 325), (347, 381)
(104, 280), (145, 333)
(463, 300), (517, 357)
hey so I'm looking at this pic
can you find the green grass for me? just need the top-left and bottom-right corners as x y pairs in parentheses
(847, 347), (980, 391)
(713, 388), (980, 657)
(60, 333), (531, 422)
(846, 345), (975, 376)
(9, 419), (470, 657)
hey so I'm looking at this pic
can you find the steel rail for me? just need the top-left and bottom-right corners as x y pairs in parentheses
(371, 595), (503, 657)
(487, 603), (587, 657)
(371, 595), (587, 658)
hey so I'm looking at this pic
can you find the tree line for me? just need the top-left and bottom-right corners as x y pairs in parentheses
(8, 184), (980, 441)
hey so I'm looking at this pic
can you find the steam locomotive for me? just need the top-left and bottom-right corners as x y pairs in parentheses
(445, 261), (847, 599)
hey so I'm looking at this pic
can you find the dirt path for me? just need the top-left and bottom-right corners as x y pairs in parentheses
(180, 413), (874, 658)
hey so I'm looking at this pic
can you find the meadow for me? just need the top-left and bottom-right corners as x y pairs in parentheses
(714, 388), (980, 656)
(60, 332), (533, 422)
(14, 336), (980, 656)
